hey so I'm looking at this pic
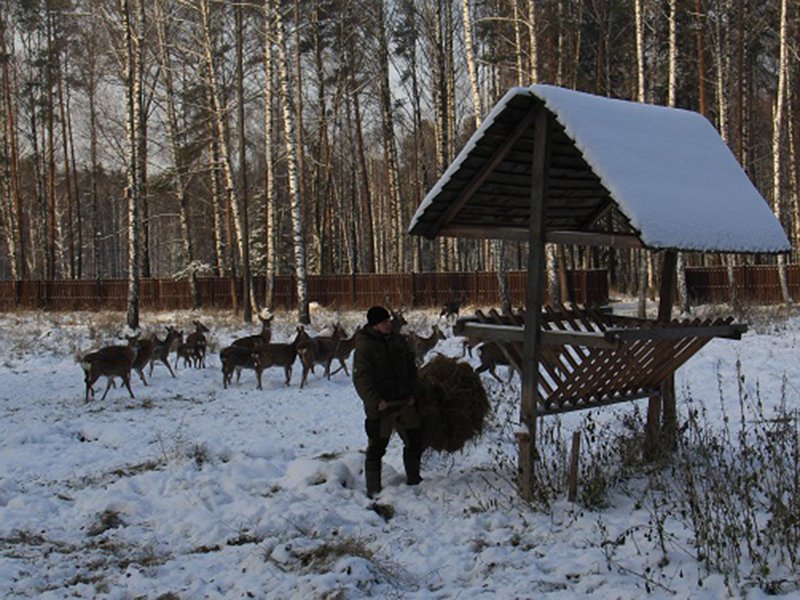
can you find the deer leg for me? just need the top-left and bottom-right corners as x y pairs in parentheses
(101, 377), (115, 401)
(162, 357), (176, 378)
(285, 364), (292, 386)
(122, 374), (135, 399)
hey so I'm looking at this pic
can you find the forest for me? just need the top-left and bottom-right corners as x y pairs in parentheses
(0, 0), (797, 321)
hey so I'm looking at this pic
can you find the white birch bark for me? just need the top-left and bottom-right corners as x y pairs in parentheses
(712, 0), (737, 308)
(274, 0), (310, 323)
(264, 0), (277, 311)
(123, 0), (140, 329)
(526, 0), (538, 83)
(462, 0), (481, 126)
(668, 0), (690, 315)
(773, 0), (791, 304)
(635, 0), (648, 318)
(512, 0), (523, 86)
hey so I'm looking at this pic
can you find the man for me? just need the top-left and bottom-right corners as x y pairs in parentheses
(353, 305), (424, 498)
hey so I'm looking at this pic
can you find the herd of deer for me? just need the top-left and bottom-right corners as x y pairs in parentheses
(80, 301), (518, 402)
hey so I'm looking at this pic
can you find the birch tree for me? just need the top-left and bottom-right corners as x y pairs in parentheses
(264, 0), (277, 311)
(235, 0), (253, 321)
(634, 0), (648, 318)
(273, 0), (309, 324)
(772, 0), (791, 304)
(668, 0), (690, 315)
(123, 0), (141, 330)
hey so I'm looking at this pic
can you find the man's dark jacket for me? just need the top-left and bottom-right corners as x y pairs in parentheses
(353, 326), (422, 430)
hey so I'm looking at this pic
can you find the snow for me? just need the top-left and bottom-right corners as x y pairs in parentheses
(0, 307), (799, 598)
(409, 85), (791, 254)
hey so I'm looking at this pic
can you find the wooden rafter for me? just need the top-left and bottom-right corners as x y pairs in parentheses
(429, 104), (541, 238)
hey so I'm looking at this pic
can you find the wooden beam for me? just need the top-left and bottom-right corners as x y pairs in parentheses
(546, 231), (643, 248)
(460, 322), (621, 348)
(429, 104), (540, 237)
(658, 250), (678, 455)
(519, 105), (551, 501)
(439, 226), (644, 248)
(605, 323), (747, 341)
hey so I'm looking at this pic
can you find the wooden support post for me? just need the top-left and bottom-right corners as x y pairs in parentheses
(644, 392), (662, 462)
(659, 250), (678, 453)
(519, 104), (550, 501)
(568, 430), (581, 502)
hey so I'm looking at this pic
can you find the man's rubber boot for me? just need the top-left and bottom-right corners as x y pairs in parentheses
(404, 451), (423, 486)
(365, 461), (382, 499)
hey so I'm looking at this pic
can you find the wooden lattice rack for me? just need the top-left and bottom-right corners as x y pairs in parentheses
(455, 305), (747, 415)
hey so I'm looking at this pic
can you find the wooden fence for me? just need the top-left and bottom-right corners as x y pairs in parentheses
(685, 264), (800, 305)
(0, 269), (609, 312)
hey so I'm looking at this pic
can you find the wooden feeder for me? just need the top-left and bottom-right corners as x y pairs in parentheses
(409, 85), (791, 500)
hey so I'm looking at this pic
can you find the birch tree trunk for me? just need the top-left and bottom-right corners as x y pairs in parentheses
(0, 6), (22, 279)
(712, 0), (737, 308)
(668, 0), (690, 315)
(123, 0), (140, 330)
(235, 0), (253, 321)
(462, 0), (481, 127)
(137, 0), (150, 280)
(274, 0), (310, 324)
(264, 0), (277, 311)
(773, 0), (791, 304)
(45, 11), (57, 280)
(376, 0), (403, 272)
(635, 0), (648, 318)
(54, 17), (74, 280)
(695, 0), (707, 118)
(527, 0), (538, 83)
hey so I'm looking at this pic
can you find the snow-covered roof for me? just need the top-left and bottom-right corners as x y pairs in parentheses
(409, 85), (791, 254)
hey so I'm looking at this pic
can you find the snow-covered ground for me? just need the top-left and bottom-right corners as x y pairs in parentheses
(0, 304), (799, 599)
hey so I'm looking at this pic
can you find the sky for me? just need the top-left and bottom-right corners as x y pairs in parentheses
(1, 304), (799, 599)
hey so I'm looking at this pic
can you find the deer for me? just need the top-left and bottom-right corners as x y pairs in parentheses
(221, 327), (309, 389)
(147, 326), (182, 378)
(475, 342), (520, 384)
(406, 325), (446, 365)
(439, 297), (463, 323)
(220, 344), (258, 389)
(131, 333), (156, 385)
(296, 323), (346, 389)
(254, 328), (310, 389)
(175, 320), (210, 369)
(80, 336), (138, 402)
(461, 336), (480, 358)
(232, 314), (274, 351)
(328, 328), (359, 377)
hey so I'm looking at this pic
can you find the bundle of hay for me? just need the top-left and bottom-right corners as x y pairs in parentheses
(418, 354), (490, 453)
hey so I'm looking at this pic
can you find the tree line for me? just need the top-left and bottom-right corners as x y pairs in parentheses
(0, 0), (797, 325)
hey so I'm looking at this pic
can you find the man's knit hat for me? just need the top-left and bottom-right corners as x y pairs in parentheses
(366, 306), (391, 327)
